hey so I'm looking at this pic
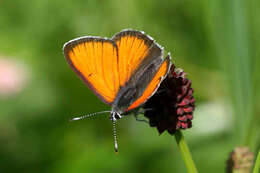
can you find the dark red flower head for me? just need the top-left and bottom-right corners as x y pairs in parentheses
(143, 64), (195, 135)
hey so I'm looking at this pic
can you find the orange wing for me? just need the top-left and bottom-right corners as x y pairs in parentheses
(112, 30), (163, 87)
(127, 55), (171, 111)
(63, 37), (120, 105)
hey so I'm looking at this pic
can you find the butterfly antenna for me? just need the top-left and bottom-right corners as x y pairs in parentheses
(70, 111), (111, 121)
(112, 120), (119, 153)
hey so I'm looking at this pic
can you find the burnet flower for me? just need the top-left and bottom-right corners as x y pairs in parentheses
(143, 64), (195, 135)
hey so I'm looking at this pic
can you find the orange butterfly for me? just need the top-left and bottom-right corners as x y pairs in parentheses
(63, 29), (171, 151)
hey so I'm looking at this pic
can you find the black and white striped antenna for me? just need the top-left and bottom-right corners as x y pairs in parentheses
(70, 110), (111, 121)
(112, 119), (119, 153)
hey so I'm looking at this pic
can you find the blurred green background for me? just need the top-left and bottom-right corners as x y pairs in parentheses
(0, 0), (259, 172)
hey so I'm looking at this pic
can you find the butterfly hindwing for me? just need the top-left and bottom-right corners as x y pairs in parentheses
(127, 55), (171, 110)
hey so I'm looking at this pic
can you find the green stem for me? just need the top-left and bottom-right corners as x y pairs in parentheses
(253, 150), (260, 173)
(174, 130), (198, 173)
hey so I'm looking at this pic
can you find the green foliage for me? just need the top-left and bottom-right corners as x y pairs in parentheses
(253, 151), (260, 173)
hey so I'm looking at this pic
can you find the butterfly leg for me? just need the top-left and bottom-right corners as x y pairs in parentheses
(134, 113), (149, 124)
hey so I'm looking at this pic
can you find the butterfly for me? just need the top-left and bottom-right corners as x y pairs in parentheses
(63, 29), (171, 151)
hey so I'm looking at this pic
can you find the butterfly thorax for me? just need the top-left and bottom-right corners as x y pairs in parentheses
(112, 84), (138, 113)
(110, 85), (138, 121)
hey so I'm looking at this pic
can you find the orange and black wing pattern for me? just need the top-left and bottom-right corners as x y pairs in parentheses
(111, 30), (171, 112)
(112, 30), (163, 87)
(63, 37), (120, 105)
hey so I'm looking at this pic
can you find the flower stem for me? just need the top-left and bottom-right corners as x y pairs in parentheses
(253, 150), (260, 173)
(174, 130), (198, 173)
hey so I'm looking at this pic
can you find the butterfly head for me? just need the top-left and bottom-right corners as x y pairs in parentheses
(109, 111), (122, 122)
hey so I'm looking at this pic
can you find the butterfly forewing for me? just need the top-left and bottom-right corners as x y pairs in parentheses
(63, 37), (119, 104)
(112, 30), (163, 87)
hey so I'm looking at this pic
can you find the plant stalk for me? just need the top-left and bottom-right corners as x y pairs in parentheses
(174, 130), (198, 173)
(253, 150), (260, 173)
